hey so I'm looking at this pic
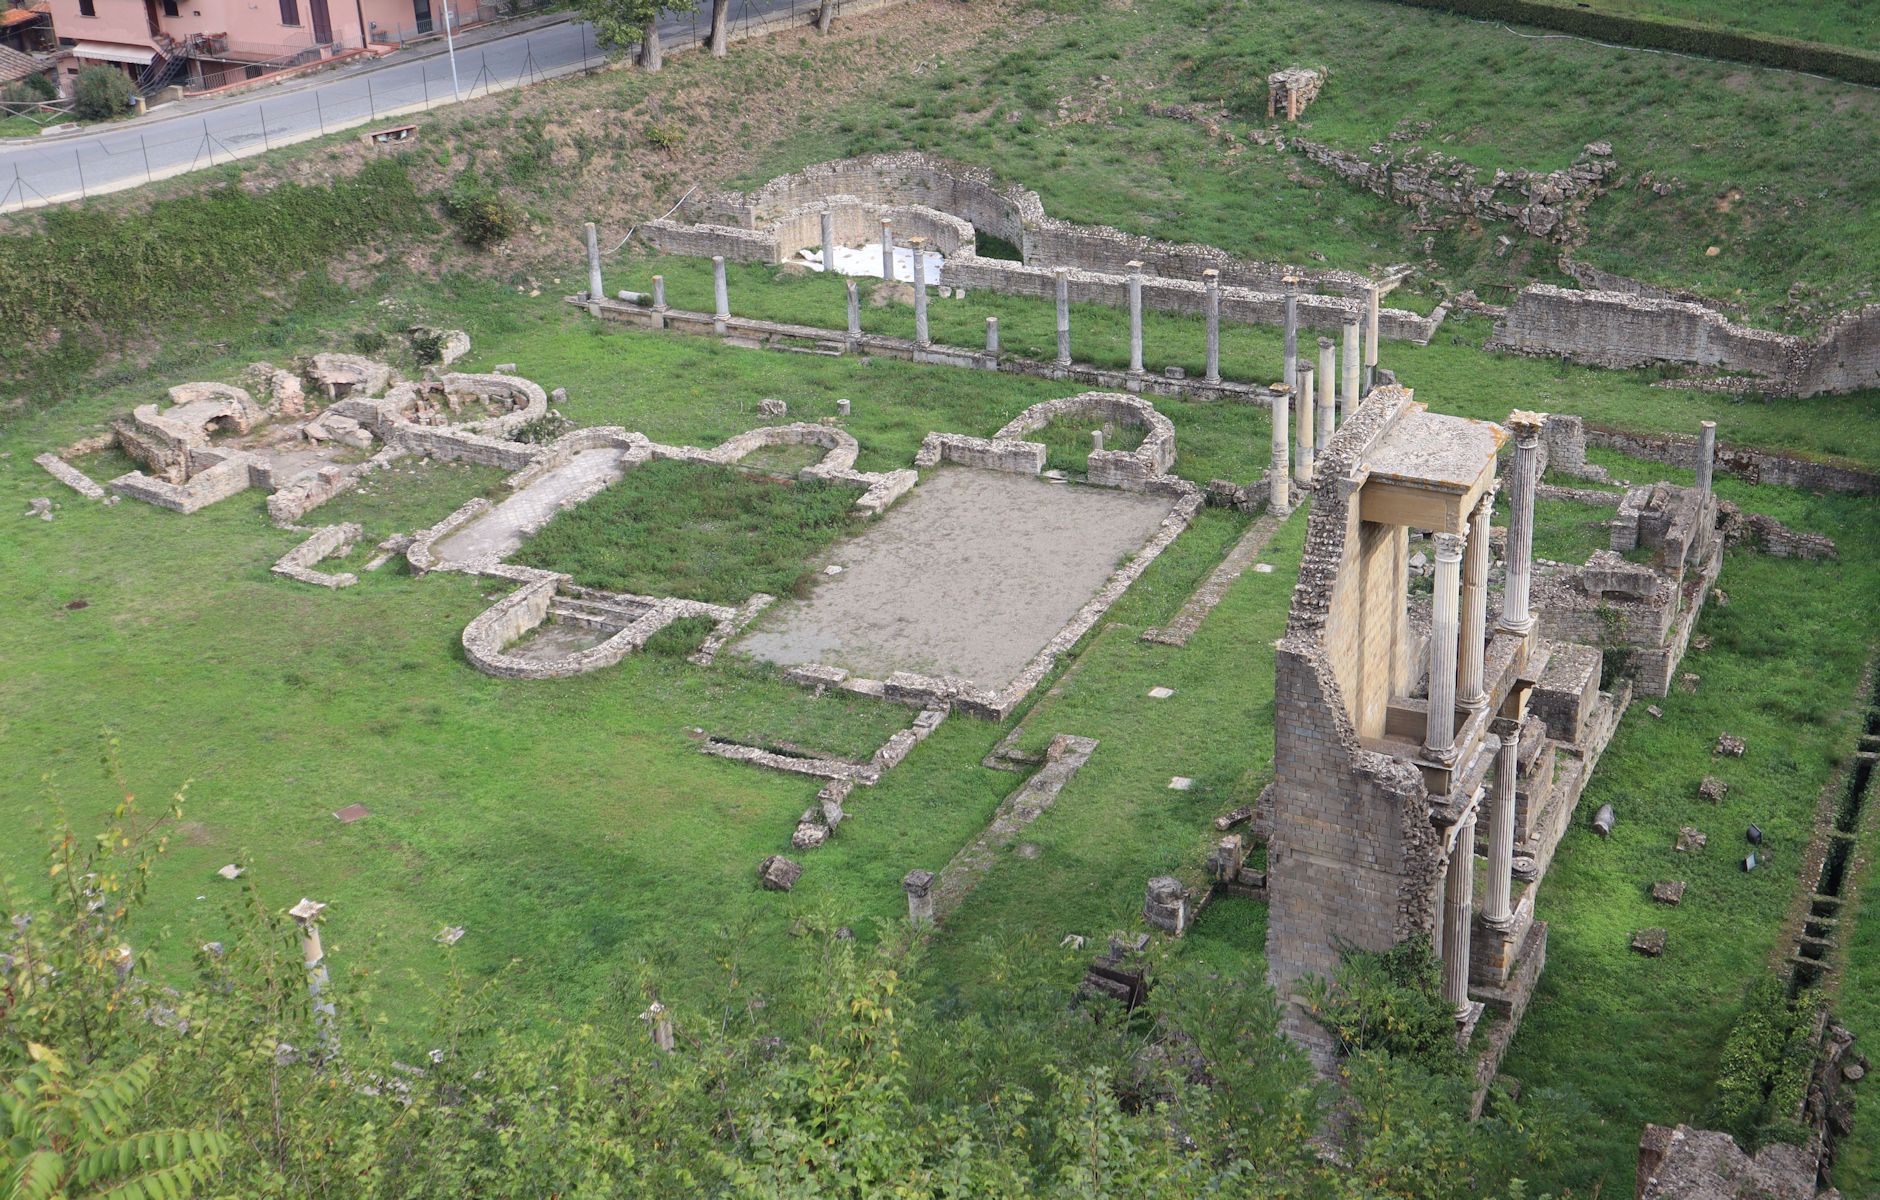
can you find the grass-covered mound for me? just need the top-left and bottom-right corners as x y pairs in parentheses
(514, 458), (862, 604)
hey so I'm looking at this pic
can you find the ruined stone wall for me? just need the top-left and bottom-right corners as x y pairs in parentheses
(1490, 285), (1880, 397)
(698, 152), (1035, 246)
(108, 453), (258, 513)
(1583, 425), (1878, 495)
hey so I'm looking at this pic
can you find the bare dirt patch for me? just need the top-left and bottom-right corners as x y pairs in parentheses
(733, 467), (1175, 689)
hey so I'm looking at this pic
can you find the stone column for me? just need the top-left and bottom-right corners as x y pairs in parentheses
(985, 316), (1000, 354)
(1426, 531), (1464, 762)
(1458, 491), (1492, 712)
(651, 274), (667, 329)
(1091, 429), (1104, 452)
(903, 869), (934, 927)
(288, 898), (338, 1055)
(819, 209), (836, 273)
(1282, 275), (1300, 395)
(711, 255), (729, 333)
(1363, 283), (1380, 391)
(1055, 268), (1072, 367)
(1316, 337), (1335, 445)
(1269, 387), (1291, 511)
(1203, 269), (1222, 383)
(1126, 260), (1146, 376)
(584, 221), (603, 302)
(1294, 365), (1315, 485)
(909, 236), (930, 347)
(1486, 719), (1519, 927)
(1695, 420), (1717, 500)
(1341, 318), (1360, 419)
(1501, 411), (1545, 635)
(845, 280), (861, 351)
(879, 218), (895, 283)
(1441, 811), (1476, 1013)
(641, 1001), (675, 1053)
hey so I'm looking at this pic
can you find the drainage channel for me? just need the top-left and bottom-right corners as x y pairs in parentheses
(1789, 673), (1880, 994)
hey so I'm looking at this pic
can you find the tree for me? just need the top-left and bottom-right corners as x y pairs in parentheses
(814, 0), (835, 33)
(562, 0), (695, 71)
(70, 68), (134, 122)
(709, 0), (729, 57)
(0, 1045), (230, 1200)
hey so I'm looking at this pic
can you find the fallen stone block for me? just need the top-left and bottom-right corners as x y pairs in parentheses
(759, 855), (802, 891)
(1651, 881), (1686, 906)
(1699, 775), (1729, 803)
(1632, 928), (1667, 957)
(1716, 733), (1746, 757)
(1675, 826), (1708, 853)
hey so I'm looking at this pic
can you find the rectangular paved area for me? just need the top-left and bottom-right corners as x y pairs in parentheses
(735, 468), (1175, 689)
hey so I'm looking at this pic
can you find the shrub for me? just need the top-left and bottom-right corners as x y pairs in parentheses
(444, 173), (521, 248)
(1, 74), (57, 103)
(1300, 938), (1461, 1069)
(644, 123), (682, 151)
(1712, 976), (1824, 1147)
(510, 412), (573, 444)
(351, 329), (388, 355)
(71, 66), (135, 121)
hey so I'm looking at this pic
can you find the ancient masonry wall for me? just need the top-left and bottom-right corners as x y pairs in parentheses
(271, 523), (363, 589)
(1489, 285), (1880, 398)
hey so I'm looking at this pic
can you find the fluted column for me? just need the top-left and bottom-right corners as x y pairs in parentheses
(909, 236), (930, 347)
(1341, 318), (1360, 420)
(1316, 337), (1335, 445)
(1203, 269), (1222, 383)
(1282, 276), (1299, 395)
(1441, 811), (1476, 1013)
(1294, 365), (1315, 485)
(1486, 719), (1519, 927)
(1696, 420), (1717, 500)
(1501, 411), (1545, 635)
(1426, 531), (1464, 762)
(1270, 387), (1291, 511)
(1055, 268), (1072, 367)
(1126, 260), (1145, 375)
(1459, 491), (1492, 712)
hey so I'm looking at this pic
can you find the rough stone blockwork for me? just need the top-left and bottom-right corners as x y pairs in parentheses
(272, 523), (364, 589)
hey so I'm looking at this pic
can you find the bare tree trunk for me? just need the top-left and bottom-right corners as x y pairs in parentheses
(710, 0), (728, 56)
(814, 0), (834, 34)
(639, 13), (662, 69)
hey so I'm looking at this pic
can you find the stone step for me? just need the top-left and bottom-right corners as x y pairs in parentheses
(548, 595), (647, 632)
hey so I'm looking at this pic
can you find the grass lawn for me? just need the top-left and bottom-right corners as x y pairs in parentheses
(1545, 0), (1880, 52)
(1500, 457), (1880, 1194)
(514, 458), (864, 604)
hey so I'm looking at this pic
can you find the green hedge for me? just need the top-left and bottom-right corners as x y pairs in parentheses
(1385, 0), (1880, 86)
(1711, 976), (1824, 1148)
(0, 157), (425, 370)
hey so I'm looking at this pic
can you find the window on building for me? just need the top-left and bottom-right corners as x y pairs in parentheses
(279, 0), (299, 23)
(162, 0), (179, 14)
(77, 0), (95, 17)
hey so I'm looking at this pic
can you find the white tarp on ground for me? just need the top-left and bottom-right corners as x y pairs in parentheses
(795, 242), (945, 284)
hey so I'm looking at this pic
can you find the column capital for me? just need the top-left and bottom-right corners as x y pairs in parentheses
(1202, 267), (1220, 284)
(1489, 715), (1522, 739)
(1432, 531), (1465, 562)
(1126, 259), (1145, 272)
(1507, 409), (1547, 444)
(1318, 336), (1334, 350)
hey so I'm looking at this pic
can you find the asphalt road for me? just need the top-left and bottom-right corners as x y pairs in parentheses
(0, 0), (814, 211)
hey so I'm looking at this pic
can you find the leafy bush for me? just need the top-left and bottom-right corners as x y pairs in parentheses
(444, 173), (521, 248)
(1711, 975), (1823, 1147)
(71, 66), (135, 121)
(510, 411), (573, 444)
(644, 123), (682, 151)
(1300, 938), (1462, 1069)
(350, 328), (388, 355)
(1, 73), (56, 103)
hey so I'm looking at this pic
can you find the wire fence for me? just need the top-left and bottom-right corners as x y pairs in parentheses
(0, 0), (836, 214)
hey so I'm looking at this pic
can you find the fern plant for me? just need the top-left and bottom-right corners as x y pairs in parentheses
(1, 1043), (228, 1200)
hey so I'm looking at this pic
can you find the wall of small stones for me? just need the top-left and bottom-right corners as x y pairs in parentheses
(1489, 285), (1880, 398)
(271, 523), (363, 589)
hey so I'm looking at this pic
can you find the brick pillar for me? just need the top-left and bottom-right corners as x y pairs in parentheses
(1127, 260), (1145, 375)
(1316, 337), (1335, 445)
(1055, 268), (1072, 367)
(879, 218), (894, 283)
(1696, 420), (1717, 500)
(584, 221), (603, 302)
(1203, 269), (1221, 383)
(1459, 491), (1492, 711)
(1486, 718), (1519, 927)
(1269, 386), (1291, 511)
(1426, 532), (1464, 762)
(1341, 317), (1360, 420)
(1441, 810), (1476, 1013)
(1501, 410), (1546, 635)
(1294, 365), (1315, 485)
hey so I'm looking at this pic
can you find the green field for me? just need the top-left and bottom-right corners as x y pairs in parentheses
(1561, 0), (1880, 51)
